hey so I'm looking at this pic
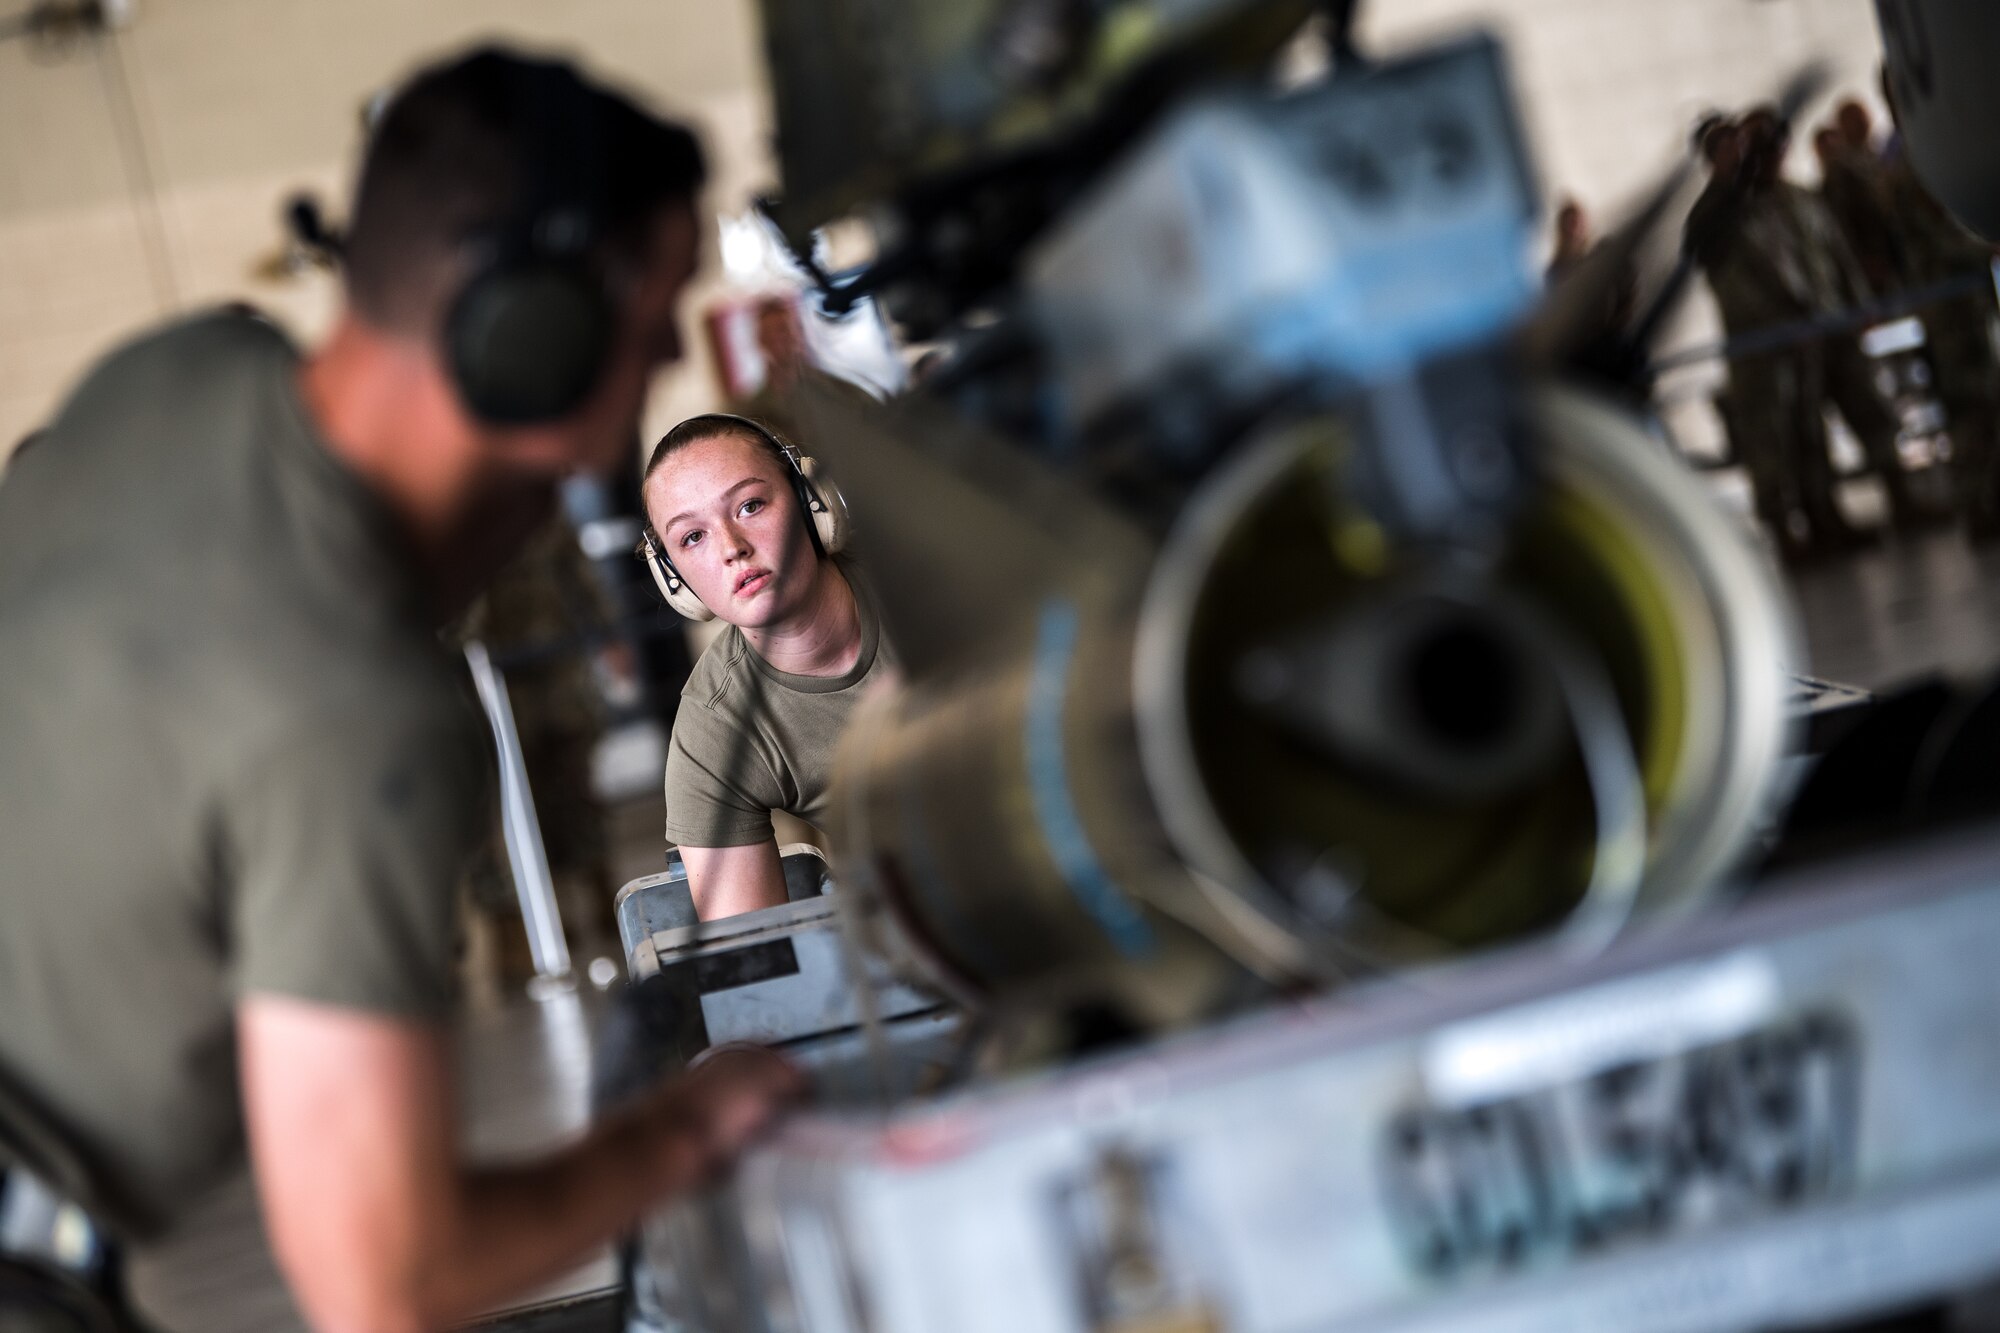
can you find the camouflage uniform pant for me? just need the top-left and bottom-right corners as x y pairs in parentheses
(1724, 348), (1848, 547)
(1924, 295), (2000, 527)
(1822, 336), (1918, 516)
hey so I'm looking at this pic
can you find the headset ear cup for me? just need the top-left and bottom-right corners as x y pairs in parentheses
(642, 536), (715, 622)
(447, 263), (614, 425)
(797, 455), (850, 555)
(666, 581), (715, 622)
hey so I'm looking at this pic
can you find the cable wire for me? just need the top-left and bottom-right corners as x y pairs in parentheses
(92, 22), (180, 313)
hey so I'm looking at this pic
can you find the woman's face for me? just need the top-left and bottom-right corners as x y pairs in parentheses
(643, 430), (818, 630)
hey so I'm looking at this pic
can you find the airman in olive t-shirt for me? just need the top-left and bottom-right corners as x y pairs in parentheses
(663, 557), (888, 848)
(0, 50), (798, 1333)
(640, 413), (884, 919)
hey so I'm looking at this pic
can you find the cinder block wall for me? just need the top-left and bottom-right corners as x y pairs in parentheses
(0, 0), (1891, 463)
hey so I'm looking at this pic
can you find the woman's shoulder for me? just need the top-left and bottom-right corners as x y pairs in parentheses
(680, 626), (757, 715)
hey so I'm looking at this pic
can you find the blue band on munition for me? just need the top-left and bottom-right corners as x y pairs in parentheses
(1024, 600), (1157, 959)
(893, 758), (1006, 980)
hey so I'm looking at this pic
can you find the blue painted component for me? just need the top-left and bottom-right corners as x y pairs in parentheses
(893, 754), (1009, 980)
(1024, 601), (1158, 959)
(1251, 217), (1539, 384)
(1030, 34), (1544, 427)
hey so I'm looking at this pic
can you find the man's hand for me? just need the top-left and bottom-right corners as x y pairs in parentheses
(240, 995), (802, 1333)
(680, 837), (790, 919)
(644, 1044), (809, 1191)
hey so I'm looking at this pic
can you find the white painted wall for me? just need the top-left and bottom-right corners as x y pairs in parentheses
(0, 0), (1891, 461)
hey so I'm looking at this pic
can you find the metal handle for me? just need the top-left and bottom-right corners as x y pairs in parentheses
(464, 640), (575, 993)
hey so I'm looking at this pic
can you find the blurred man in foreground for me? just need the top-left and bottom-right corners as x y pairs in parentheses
(0, 48), (797, 1333)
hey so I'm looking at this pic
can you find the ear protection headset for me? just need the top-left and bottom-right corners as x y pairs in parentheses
(640, 413), (851, 622)
(444, 59), (618, 425)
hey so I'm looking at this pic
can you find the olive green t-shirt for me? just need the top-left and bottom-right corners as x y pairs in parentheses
(0, 311), (486, 1237)
(663, 562), (887, 847)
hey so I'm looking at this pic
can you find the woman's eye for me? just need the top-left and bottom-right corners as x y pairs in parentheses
(679, 530), (703, 549)
(740, 497), (765, 517)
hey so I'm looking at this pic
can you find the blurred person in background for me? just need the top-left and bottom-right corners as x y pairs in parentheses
(1816, 102), (1906, 295)
(1695, 108), (1913, 555)
(1547, 196), (1592, 282)
(1546, 194), (1636, 351)
(1691, 114), (1837, 556)
(0, 47), (797, 1333)
(1792, 108), (1930, 530)
(1872, 82), (2000, 537)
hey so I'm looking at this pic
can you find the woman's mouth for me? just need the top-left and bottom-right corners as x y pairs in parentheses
(735, 569), (772, 597)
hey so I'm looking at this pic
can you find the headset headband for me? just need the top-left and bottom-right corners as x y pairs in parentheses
(678, 412), (809, 473)
(675, 413), (823, 547)
(444, 57), (617, 425)
(648, 413), (832, 582)
(639, 411), (850, 621)
(489, 59), (606, 264)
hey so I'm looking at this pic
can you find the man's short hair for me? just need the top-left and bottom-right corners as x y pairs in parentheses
(342, 46), (706, 336)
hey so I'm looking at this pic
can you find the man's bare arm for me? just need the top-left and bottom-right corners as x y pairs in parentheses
(680, 837), (789, 919)
(239, 995), (797, 1333)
